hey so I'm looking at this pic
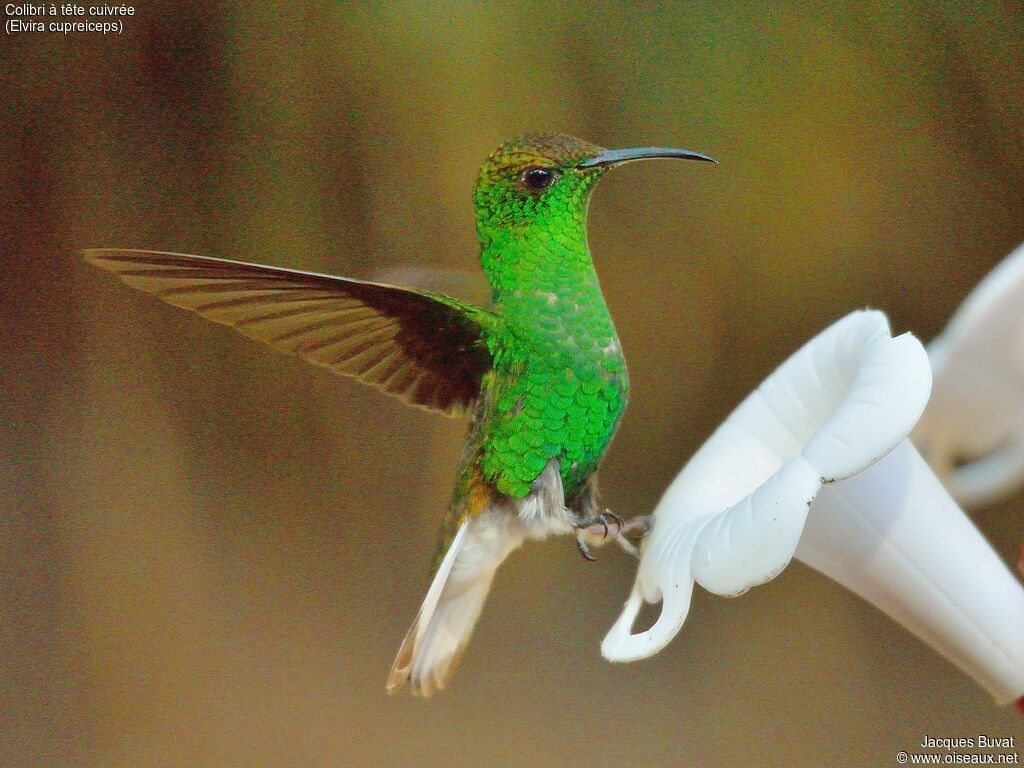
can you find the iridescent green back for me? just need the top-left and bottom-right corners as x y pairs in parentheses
(470, 134), (629, 499)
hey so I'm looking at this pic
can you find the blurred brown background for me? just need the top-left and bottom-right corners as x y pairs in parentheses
(3, 2), (1024, 766)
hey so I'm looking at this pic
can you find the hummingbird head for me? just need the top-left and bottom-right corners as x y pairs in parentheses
(473, 133), (715, 245)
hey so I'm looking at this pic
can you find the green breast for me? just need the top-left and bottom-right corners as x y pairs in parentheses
(480, 287), (629, 499)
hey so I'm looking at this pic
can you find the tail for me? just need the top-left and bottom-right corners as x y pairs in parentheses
(386, 510), (522, 697)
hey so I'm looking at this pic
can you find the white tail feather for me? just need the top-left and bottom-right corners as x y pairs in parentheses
(408, 572), (496, 696)
(386, 512), (525, 696)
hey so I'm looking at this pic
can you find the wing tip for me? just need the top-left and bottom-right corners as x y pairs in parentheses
(82, 247), (117, 268)
(84, 247), (158, 260)
(83, 248), (191, 272)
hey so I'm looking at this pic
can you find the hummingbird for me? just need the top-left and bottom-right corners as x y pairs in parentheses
(84, 133), (715, 696)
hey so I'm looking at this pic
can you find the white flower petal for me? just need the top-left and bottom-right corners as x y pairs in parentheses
(603, 310), (932, 662)
(915, 242), (1024, 507)
(605, 308), (1024, 705)
(797, 441), (1024, 705)
(943, 437), (1024, 507)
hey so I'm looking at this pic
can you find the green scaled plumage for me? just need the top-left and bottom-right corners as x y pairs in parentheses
(84, 132), (715, 697)
(472, 135), (627, 501)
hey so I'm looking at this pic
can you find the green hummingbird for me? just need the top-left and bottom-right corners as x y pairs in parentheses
(84, 133), (714, 696)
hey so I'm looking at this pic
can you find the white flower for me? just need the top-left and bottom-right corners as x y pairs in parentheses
(603, 310), (1024, 706)
(914, 242), (1024, 508)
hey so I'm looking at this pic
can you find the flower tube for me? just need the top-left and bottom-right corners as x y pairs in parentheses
(913, 242), (1024, 508)
(603, 310), (1024, 705)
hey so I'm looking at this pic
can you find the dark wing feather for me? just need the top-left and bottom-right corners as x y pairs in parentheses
(84, 249), (497, 415)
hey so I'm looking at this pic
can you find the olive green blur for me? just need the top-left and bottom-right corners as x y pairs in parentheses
(3, 2), (1023, 766)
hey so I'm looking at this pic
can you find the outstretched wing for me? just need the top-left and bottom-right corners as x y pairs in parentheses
(85, 249), (497, 415)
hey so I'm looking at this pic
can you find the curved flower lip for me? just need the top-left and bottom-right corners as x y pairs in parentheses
(603, 309), (1024, 705)
(603, 310), (932, 660)
(914, 242), (1024, 508)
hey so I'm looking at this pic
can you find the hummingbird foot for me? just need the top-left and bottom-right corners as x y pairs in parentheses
(612, 514), (653, 559)
(569, 509), (624, 561)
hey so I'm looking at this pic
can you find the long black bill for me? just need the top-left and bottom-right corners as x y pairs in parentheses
(577, 147), (717, 169)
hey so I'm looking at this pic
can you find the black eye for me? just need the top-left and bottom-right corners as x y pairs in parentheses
(522, 167), (557, 191)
